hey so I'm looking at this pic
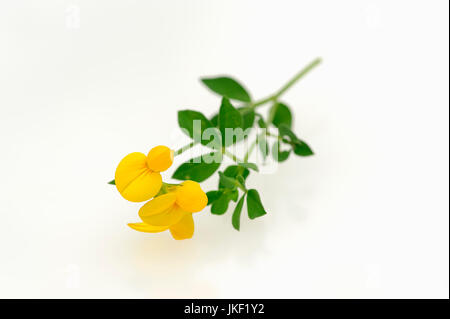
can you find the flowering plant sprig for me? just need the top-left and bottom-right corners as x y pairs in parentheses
(109, 58), (321, 239)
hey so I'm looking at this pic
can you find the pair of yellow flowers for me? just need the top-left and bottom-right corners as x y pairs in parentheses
(115, 145), (208, 240)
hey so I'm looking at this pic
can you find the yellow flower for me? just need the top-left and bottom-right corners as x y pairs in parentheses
(115, 145), (174, 202)
(128, 181), (208, 240)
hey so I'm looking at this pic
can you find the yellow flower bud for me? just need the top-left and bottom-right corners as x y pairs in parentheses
(146, 145), (174, 172)
(175, 180), (208, 213)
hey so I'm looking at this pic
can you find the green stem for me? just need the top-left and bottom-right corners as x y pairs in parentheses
(250, 95), (277, 108)
(244, 130), (268, 162)
(222, 148), (244, 163)
(156, 182), (179, 196)
(266, 131), (293, 145)
(236, 182), (247, 193)
(249, 57), (322, 109)
(266, 132), (281, 139)
(174, 141), (197, 156)
(272, 57), (322, 100)
(244, 139), (258, 162)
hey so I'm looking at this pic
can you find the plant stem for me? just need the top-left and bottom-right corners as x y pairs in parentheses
(174, 141), (197, 156)
(244, 139), (258, 162)
(250, 95), (276, 108)
(236, 182), (247, 193)
(176, 59), (322, 164)
(266, 131), (292, 145)
(272, 57), (322, 100)
(222, 148), (243, 163)
(249, 57), (322, 109)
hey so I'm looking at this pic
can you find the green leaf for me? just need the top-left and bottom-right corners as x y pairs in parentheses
(222, 165), (250, 181)
(238, 162), (259, 172)
(206, 190), (221, 206)
(269, 103), (292, 128)
(238, 107), (255, 130)
(247, 189), (267, 220)
(211, 193), (231, 215)
(210, 189), (240, 215)
(232, 195), (246, 231)
(257, 135), (269, 159)
(108, 179), (115, 185)
(236, 175), (246, 187)
(178, 110), (220, 147)
(211, 107), (254, 131)
(210, 113), (219, 127)
(201, 76), (251, 102)
(219, 98), (243, 146)
(257, 118), (267, 128)
(278, 124), (300, 143)
(272, 141), (290, 162)
(229, 189), (239, 202)
(278, 124), (314, 157)
(293, 140), (314, 156)
(172, 152), (222, 182)
(236, 107), (255, 143)
(218, 171), (237, 189)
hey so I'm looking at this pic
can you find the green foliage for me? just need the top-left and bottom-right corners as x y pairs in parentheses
(229, 189), (239, 202)
(218, 171), (239, 189)
(219, 98), (243, 146)
(206, 190), (221, 205)
(178, 110), (220, 148)
(211, 193), (232, 215)
(210, 113), (219, 127)
(211, 106), (254, 144)
(236, 175), (246, 188)
(238, 107), (256, 130)
(222, 165), (249, 182)
(256, 114), (267, 128)
(172, 152), (222, 182)
(247, 189), (267, 219)
(238, 162), (259, 172)
(278, 124), (314, 157)
(210, 189), (239, 215)
(278, 124), (298, 143)
(270, 102), (293, 128)
(201, 76), (251, 102)
(257, 135), (269, 160)
(108, 179), (115, 185)
(293, 141), (314, 156)
(272, 141), (291, 162)
(232, 195), (246, 231)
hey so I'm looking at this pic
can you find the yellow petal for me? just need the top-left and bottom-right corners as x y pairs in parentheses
(175, 181), (208, 213)
(146, 145), (174, 172)
(138, 192), (177, 220)
(115, 152), (162, 202)
(128, 222), (169, 233)
(169, 213), (194, 240)
(140, 204), (186, 227)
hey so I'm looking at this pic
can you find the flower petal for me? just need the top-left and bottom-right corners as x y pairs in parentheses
(169, 213), (194, 240)
(128, 223), (169, 233)
(175, 181), (208, 213)
(146, 145), (174, 172)
(138, 192), (177, 219)
(115, 152), (162, 202)
(140, 204), (185, 227)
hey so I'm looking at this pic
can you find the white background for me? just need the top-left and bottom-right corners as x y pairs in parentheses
(0, 0), (448, 298)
